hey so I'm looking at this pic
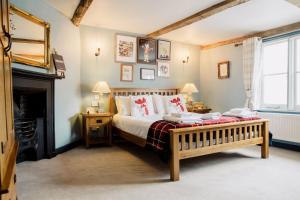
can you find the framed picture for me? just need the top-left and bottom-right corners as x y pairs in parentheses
(218, 61), (230, 79)
(140, 68), (155, 80)
(137, 37), (157, 65)
(157, 40), (171, 60)
(115, 34), (137, 63)
(157, 61), (170, 78)
(120, 64), (133, 82)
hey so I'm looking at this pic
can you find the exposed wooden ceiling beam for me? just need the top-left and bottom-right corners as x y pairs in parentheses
(201, 21), (300, 50)
(147, 0), (250, 38)
(71, 0), (93, 26)
(286, 0), (300, 8)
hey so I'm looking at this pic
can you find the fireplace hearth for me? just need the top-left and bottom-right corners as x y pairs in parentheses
(13, 68), (60, 161)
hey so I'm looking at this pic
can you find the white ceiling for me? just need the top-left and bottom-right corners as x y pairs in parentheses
(46, 0), (300, 45)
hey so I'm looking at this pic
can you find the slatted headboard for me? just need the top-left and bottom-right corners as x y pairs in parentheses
(109, 88), (179, 114)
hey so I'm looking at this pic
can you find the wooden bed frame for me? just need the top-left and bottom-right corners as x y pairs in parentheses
(110, 88), (269, 181)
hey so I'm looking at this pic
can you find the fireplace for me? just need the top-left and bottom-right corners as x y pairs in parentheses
(13, 68), (59, 162)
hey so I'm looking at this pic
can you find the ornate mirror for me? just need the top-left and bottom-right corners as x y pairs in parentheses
(9, 5), (50, 68)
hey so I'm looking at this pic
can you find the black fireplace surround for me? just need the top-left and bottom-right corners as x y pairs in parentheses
(13, 68), (59, 160)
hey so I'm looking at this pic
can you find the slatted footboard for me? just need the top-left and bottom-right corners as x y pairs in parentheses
(169, 119), (269, 181)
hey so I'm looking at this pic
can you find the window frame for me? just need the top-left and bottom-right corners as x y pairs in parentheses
(260, 34), (300, 112)
(294, 36), (300, 110)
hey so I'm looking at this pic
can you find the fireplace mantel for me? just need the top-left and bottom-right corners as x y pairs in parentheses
(12, 68), (62, 80)
(12, 68), (58, 159)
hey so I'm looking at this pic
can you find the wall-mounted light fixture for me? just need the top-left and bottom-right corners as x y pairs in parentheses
(182, 56), (189, 64)
(95, 48), (100, 56)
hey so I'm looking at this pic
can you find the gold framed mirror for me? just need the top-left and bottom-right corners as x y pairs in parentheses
(9, 4), (50, 68)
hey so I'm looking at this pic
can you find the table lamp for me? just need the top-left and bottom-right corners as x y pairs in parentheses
(92, 81), (111, 113)
(181, 83), (199, 105)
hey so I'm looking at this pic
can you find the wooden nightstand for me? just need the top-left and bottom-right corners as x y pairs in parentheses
(82, 113), (113, 148)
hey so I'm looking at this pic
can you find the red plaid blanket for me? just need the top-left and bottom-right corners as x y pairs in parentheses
(146, 116), (260, 155)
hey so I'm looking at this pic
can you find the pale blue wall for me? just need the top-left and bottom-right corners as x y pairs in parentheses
(10, 0), (82, 148)
(200, 44), (246, 113)
(10, 0), (203, 148)
(80, 25), (201, 112)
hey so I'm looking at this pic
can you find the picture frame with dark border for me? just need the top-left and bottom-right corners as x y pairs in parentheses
(218, 61), (230, 79)
(137, 37), (157, 65)
(140, 68), (155, 80)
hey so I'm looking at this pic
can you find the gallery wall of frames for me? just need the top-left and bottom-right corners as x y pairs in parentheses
(116, 34), (171, 82)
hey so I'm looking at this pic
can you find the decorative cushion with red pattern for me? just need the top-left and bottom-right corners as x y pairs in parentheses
(130, 95), (155, 117)
(163, 95), (187, 114)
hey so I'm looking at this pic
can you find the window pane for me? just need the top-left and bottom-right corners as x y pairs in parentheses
(297, 73), (300, 105)
(263, 74), (287, 105)
(263, 41), (288, 75)
(297, 39), (300, 72)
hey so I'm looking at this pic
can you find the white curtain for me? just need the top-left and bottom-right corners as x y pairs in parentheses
(242, 37), (262, 110)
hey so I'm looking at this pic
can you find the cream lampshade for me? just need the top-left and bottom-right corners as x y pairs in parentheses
(92, 81), (111, 94)
(181, 83), (199, 105)
(181, 83), (199, 95)
(92, 81), (111, 113)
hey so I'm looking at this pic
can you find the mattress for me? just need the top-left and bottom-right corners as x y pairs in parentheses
(112, 114), (163, 139)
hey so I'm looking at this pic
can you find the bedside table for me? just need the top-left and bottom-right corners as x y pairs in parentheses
(82, 113), (113, 148)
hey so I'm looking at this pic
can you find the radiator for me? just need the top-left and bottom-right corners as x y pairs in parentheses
(259, 112), (300, 143)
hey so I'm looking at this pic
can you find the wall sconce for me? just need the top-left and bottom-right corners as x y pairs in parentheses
(95, 48), (100, 56)
(182, 56), (189, 64)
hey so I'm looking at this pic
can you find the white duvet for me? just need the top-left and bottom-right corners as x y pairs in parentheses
(113, 114), (163, 139)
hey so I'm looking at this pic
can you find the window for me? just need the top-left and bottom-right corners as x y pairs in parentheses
(261, 34), (300, 111)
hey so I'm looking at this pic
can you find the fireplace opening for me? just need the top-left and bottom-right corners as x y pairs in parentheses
(14, 88), (47, 163)
(13, 68), (58, 161)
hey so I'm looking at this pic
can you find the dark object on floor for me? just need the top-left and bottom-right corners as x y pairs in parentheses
(15, 118), (44, 163)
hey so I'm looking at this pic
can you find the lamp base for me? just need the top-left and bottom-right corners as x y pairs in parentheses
(97, 95), (105, 113)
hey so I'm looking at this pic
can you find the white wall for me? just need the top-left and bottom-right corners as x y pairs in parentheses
(11, 0), (82, 148)
(200, 44), (246, 112)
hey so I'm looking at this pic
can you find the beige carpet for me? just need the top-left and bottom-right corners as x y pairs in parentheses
(17, 143), (300, 200)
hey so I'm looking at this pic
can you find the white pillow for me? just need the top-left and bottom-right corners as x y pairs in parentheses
(164, 95), (187, 114)
(115, 96), (131, 116)
(152, 94), (166, 114)
(130, 95), (155, 117)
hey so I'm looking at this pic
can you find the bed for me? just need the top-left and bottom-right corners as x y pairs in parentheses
(110, 88), (269, 181)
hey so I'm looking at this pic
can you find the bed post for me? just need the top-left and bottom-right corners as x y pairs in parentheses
(261, 121), (269, 159)
(109, 93), (115, 114)
(170, 131), (180, 181)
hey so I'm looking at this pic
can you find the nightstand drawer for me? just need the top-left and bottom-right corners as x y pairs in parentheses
(88, 117), (111, 126)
